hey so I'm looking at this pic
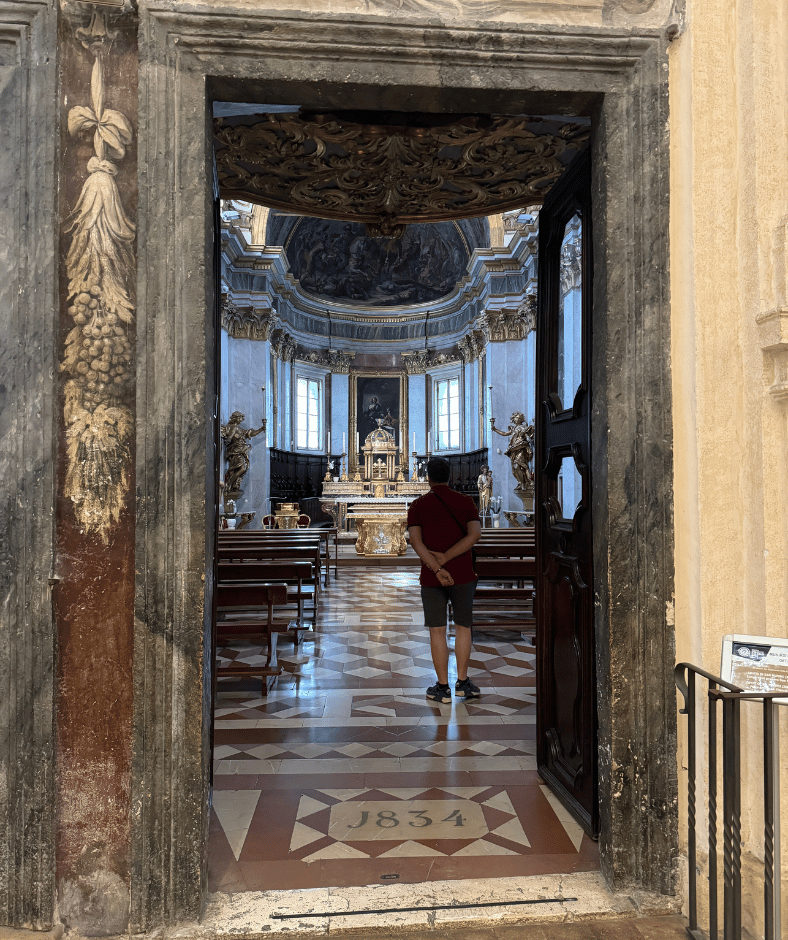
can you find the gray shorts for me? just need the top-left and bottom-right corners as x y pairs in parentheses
(420, 581), (476, 629)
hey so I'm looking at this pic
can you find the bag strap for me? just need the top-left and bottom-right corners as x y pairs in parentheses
(431, 488), (467, 540)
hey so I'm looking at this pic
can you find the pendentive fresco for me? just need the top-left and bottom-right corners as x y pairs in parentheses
(62, 12), (135, 541)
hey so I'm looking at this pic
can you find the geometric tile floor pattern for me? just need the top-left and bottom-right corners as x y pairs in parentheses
(210, 567), (599, 891)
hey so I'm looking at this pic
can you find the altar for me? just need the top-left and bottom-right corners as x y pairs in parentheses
(320, 420), (428, 554)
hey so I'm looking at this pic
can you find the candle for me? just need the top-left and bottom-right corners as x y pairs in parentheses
(412, 431), (416, 452)
(357, 433), (360, 453)
(327, 431), (331, 453)
(342, 432), (346, 454)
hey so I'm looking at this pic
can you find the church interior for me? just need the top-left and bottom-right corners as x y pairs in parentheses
(7, 1), (785, 934)
(210, 105), (591, 892)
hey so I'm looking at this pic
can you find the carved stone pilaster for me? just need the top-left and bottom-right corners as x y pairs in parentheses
(401, 348), (462, 373)
(757, 306), (788, 403)
(516, 295), (537, 337)
(271, 329), (296, 363)
(295, 347), (355, 373)
(560, 240), (582, 295)
(457, 329), (486, 363)
(401, 350), (430, 374)
(478, 302), (535, 342)
(221, 295), (278, 340)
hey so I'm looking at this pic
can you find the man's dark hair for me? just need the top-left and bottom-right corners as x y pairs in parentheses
(426, 457), (451, 484)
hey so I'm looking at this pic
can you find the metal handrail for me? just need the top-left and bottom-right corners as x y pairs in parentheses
(675, 663), (783, 940)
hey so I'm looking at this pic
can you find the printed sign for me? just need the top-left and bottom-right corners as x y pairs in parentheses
(721, 634), (788, 704)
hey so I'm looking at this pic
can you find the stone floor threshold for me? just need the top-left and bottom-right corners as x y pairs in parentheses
(199, 871), (682, 938)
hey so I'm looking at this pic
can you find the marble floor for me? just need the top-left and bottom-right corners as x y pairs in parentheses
(209, 568), (599, 892)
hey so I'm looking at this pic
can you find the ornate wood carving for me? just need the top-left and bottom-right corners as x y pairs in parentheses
(214, 111), (589, 236)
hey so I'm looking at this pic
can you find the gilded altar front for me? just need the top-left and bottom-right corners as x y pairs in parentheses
(320, 420), (428, 548)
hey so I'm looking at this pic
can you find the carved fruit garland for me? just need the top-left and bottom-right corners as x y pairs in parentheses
(63, 20), (135, 541)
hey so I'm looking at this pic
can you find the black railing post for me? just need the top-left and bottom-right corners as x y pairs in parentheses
(708, 681), (719, 940)
(686, 668), (698, 933)
(721, 694), (742, 940)
(763, 697), (781, 940)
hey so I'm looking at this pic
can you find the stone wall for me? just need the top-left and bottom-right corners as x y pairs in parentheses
(670, 0), (788, 931)
(0, 0), (680, 932)
(0, 0), (58, 929)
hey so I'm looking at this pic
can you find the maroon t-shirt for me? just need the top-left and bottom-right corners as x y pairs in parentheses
(407, 486), (480, 587)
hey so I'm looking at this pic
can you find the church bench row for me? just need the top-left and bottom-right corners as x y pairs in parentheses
(218, 532), (330, 586)
(217, 543), (323, 593)
(470, 556), (536, 636)
(218, 527), (338, 583)
(216, 532), (327, 694)
(215, 582), (291, 692)
(218, 560), (319, 623)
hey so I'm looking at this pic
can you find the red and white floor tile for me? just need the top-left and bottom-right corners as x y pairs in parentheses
(209, 568), (598, 892)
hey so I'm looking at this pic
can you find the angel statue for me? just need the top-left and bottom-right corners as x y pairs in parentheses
(221, 411), (266, 499)
(490, 411), (535, 491)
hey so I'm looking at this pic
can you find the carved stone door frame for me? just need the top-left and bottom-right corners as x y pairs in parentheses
(133, 9), (676, 927)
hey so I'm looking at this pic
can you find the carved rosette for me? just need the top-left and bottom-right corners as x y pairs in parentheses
(61, 10), (136, 542)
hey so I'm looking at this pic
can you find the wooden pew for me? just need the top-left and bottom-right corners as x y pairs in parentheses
(218, 560), (318, 627)
(216, 582), (289, 694)
(468, 557), (537, 636)
(474, 542), (534, 559)
(219, 528), (338, 584)
(217, 543), (323, 596)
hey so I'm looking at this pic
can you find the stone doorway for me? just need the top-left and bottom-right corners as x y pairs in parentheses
(131, 10), (675, 929)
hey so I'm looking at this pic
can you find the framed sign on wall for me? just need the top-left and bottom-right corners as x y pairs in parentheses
(721, 634), (788, 704)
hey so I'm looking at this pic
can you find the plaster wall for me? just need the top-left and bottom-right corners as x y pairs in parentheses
(330, 372), (349, 459)
(221, 333), (270, 518)
(408, 373), (428, 455)
(488, 338), (535, 510)
(670, 0), (788, 931)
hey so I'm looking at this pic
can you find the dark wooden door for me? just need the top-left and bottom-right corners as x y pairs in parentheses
(535, 148), (598, 837)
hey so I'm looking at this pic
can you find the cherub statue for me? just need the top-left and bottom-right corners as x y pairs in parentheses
(221, 411), (265, 498)
(490, 411), (535, 490)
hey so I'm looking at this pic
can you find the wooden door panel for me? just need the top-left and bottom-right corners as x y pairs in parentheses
(543, 552), (593, 796)
(535, 147), (598, 837)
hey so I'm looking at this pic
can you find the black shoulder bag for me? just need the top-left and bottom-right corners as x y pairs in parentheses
(431, 489), (478, 568)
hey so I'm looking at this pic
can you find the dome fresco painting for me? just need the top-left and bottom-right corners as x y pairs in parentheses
(286, 218), (470, 306)
(268, 213), (489, 307)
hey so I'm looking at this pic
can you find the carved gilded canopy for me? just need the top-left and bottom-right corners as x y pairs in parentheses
(214, 110), (589, 237)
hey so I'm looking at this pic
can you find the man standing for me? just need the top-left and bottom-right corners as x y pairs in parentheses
(407, 457), (482, 704)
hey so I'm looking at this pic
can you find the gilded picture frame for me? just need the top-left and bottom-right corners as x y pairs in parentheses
(350, 371), (408, 458)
